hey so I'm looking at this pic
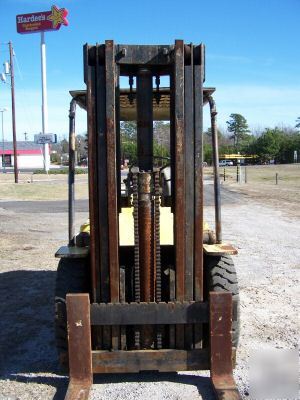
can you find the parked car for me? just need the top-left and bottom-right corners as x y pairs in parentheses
(219, 160), (233, 167)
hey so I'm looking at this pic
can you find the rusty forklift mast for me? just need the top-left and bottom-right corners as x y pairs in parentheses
(55, 40), (241, 400)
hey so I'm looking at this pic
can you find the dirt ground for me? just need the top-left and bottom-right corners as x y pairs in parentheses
(0, 167), (299, 399)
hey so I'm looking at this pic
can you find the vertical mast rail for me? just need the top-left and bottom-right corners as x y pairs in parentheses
(184, 44), (195, 349)
(174, 39), (185, 349)
(96, 44), (110, 306)
(85, 45), (100, 303)
(105, 40), (119, 350)
(184, 44), (195, 301)
(105, 40), (120, 302)
(194, 44), (205, 302)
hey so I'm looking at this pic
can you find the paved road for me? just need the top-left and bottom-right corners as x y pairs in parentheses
(0, 184), (244, 214)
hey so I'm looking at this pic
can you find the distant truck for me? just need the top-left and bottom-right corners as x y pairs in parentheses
(219, 159), (233, 167)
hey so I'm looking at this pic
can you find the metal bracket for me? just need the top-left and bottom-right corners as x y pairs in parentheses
(65, 294), (92, 400)
(203, 243), (238, 256)
(55, 245), (89, 259)
(210, 292), (241, 399)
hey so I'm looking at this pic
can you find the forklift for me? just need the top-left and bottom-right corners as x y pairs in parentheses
(55, 40), (241, 400)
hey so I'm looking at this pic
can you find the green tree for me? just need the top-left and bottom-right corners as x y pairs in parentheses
(226, 113), (250, 150)
(295, 117), (300, 129)
(120, 121), (137, 139)
(254, 128), (282, 162)
(203, 143), (213, 164)
(120, 122), (137, 164)
(277, 129), (300, 163)
(154, 121), (170, 151)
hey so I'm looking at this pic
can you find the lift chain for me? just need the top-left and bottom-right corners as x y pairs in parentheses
(132, 172), (140, 348)
(154, 171), (161, 302)
(154, 170), (162, 349)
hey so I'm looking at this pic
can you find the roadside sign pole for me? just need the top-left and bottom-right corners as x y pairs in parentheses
(40, 31), (50, 172)
(16, 6), (69, 174)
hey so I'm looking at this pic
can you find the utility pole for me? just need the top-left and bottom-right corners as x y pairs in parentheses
(0, 108), (8, 172)
(9, 41), (18, 183)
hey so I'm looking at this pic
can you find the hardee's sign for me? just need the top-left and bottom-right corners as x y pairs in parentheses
(16, 5), (68, 34)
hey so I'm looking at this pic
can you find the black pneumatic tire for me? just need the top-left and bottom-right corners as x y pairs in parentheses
(55, 257), (89, 369)
(205, 254), (240, 347)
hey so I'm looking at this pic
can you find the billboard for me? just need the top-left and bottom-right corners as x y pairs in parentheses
(34, 133), (57, 144)
(16, 5), (68, 34)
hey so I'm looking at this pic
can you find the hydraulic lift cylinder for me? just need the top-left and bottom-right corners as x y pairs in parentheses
(138, 172), (153, 302)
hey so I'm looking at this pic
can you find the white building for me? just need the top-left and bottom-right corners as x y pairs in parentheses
(0, 141), (44, 169)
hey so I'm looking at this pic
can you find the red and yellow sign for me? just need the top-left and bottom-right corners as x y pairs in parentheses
(16, 5), (68, 34)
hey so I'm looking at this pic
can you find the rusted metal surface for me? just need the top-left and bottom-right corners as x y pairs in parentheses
(184, 44), (194, 350)
(119, 266), (126, 350)
(138, 172), (153, 302)
(115, 44), (172, 66)
(70, 42), (240, 394)
(64, 382), (91, 400)
(84, 44), (99, 303)
(174, 39), (185, 350)
(208, 95), (222, 244)
(174, 39), (185, 302)
(184, 44), (194, 301)
(210, 292), (241, 400)
(194, 44), (205, 349)
(65, 294), (92, 400)
(132, 171), (141, 349)
(154, 171), (161, 302)
(94, 44), (110, 306)
(105, 40), (120, 310)
(90, 301), (208, 325)
(169, 268), (176, 349)
(138, 173), (154, 348)
(203, 243), (238, 256)
(194, 44), (205, 303)
(92, 349), (210, 373)
(154, 170), (162, 348)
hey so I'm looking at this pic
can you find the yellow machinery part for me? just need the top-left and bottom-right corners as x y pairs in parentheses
(80, 208), (211, 246)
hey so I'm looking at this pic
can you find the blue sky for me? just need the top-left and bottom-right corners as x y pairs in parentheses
(0, 0), (300, 140)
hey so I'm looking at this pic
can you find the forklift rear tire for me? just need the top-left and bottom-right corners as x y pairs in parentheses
(54, 257), (89, 370)
(205, 254), (240, 347)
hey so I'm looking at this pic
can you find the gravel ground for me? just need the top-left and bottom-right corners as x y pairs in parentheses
(0, 185), (299, 400)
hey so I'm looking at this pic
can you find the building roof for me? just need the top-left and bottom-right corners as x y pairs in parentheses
(0, 141), (43, 155)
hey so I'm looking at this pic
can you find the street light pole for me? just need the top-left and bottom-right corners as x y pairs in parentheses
(8, 41), (18, 183)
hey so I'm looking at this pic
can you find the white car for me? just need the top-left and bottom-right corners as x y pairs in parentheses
(219, 160), (233, 167)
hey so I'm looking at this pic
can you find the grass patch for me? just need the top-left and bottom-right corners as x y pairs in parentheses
(0, 180), (88, 201)
(33, 168), (88, 175)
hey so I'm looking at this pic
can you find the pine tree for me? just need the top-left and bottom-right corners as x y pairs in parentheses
(226, 113), (250, 150)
